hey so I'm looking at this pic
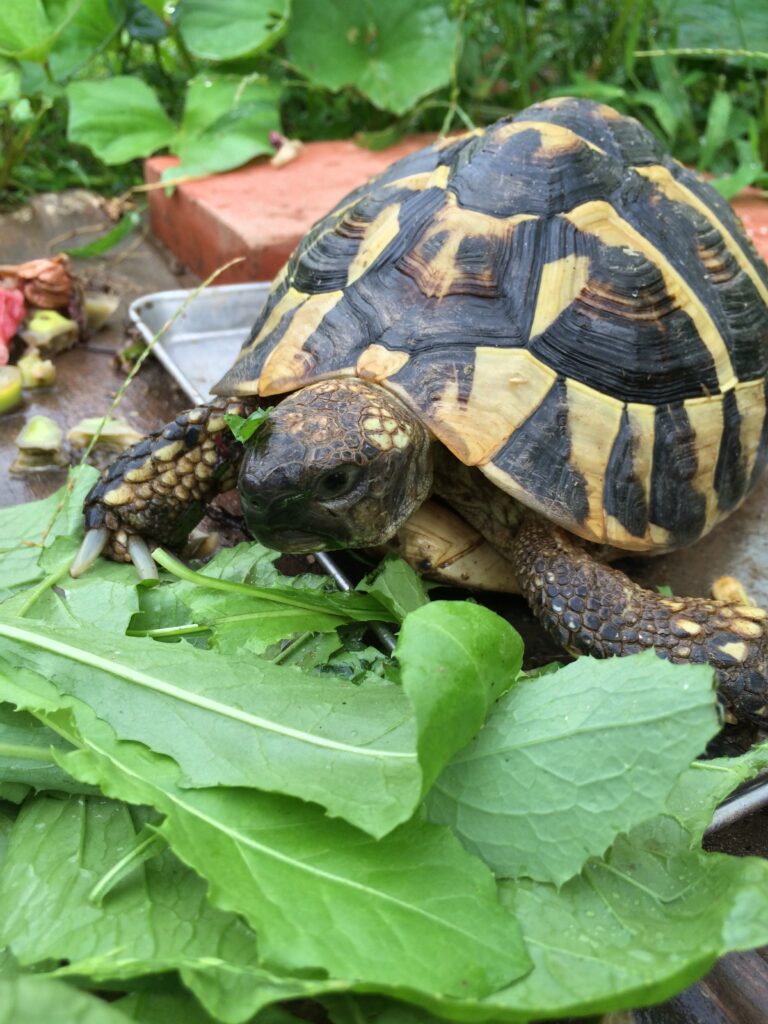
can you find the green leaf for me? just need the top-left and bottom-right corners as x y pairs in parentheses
(167, 75), (281, 180)
(116, 983), (224, 1024)
(398, 602), (521, 796)
(48, 0), (123, 81)
(648, 53), (693, 143)
(667, 740), (768, 836)
(711, 161), (763, 198)
(0, 782), (29, 804)
(0, 703), (96, 796)
(326, 818), (768, 1022)
(64, 211), (141, 258)
(0, 0), (81, 63)
(1, 539), (141, 636)
(0, 58), (21, 102)
(124, 0), (167, 44)
(481, 817), (768, 1020)
(0, 794), (263, 985)
(426, 650), (720, 885)
(177, 0), (289, 61)
(700, 89), (733, 169)
(0, 974), (142, 1023)
(224, 405), (272, 443)
(132, 0), (167, 17)
(11, 690), (530, 1000)
(0, 803), (13, 869)
(0, 627), (412, 835)
(0, 601), (517, 837)
(286, 0), (460, 115)
(67, 76), (175, 164)
(0, 467), (98, 599)
(630, 86), (681, 141)
(129, 544), (390, 652)
(358, 556), (429, 621)
(670, 0), (768, 53)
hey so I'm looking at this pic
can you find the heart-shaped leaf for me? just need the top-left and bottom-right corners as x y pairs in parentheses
(286, 0), (459, 115)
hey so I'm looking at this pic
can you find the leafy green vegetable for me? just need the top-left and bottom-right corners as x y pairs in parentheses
(0, 703), (96, 796)
(285, 0), (459, 115)
(426, 650), (720, 885)
(224, 406), (272, 443)
(358, 556), (429, 620)
(0, 467), (98, 600)
(115, 984), (224, 1024)
(0, 600), (519, 837)
(0, 794), (262, 984)
(0, 974), (139, 1024)
(64, 211), (141, 258)
(482, 817), (768, 1020)
(320, 815), (768, 1022)
(23, 693), (530, 999)
(667, 740), (768, 836)
(0, 57), (20, 103)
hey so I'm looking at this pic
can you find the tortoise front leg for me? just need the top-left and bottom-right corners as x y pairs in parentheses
(510, 517), (768, 723)
(72, 400), (254, 578)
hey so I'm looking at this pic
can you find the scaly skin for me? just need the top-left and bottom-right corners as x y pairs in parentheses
(512, 518), (768, 723)
(83, 400), (252, 560)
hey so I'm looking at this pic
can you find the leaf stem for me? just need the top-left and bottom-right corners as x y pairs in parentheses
(0, 745), (56, 761)
(0, 742), (57, 762)
(152, 549), (392, 620)
(88, 829), (166, 905)
(16, 557), (74, 617)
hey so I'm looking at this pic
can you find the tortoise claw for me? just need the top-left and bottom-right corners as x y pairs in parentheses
(70, 527), (108, 578)
(127, 535), (159, 581)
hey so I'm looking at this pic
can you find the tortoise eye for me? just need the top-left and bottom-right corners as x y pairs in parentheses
(315, 464), (360, 500)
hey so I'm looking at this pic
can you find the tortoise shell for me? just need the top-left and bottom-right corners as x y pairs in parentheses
(214, 97), (768, 554)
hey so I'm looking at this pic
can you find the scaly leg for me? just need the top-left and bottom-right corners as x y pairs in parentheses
(510, 517), (768, 723)
(72, 400), (253, 578)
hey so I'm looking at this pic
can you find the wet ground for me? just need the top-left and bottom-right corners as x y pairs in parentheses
(2, 189), (768, 1024)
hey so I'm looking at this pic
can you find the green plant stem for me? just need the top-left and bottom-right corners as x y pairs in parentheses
(635, 47), (768, 62)
(272, 631), (316, 664)
(88, 830), (166, 905)
(128, 623), (210, 639)
(152, 549), (356, 615)
(0, 742), (57, 762)
(16, 560), (74, 618)
(165, 19), (197, 77)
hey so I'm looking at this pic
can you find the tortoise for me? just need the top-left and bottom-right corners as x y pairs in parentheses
(73, 96), (768, 722)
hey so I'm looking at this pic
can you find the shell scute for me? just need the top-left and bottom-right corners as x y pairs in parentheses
(213, 98), (768, 553)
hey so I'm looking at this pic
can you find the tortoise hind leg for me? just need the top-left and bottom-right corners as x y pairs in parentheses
(510, 517), (768, 723)
(72, 400), (253, 578)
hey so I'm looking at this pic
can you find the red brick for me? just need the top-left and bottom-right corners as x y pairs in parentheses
(145, 137), (432, 284)
(146, 145), (768, 283)
(731, 189), (768, 265)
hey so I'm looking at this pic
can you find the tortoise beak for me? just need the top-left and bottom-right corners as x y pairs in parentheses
(240, 490), (343, 553)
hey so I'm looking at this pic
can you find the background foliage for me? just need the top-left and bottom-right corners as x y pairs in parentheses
(0, 0), (767, 206)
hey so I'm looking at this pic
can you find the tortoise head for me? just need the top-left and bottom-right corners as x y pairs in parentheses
(238, 379), (433, 552)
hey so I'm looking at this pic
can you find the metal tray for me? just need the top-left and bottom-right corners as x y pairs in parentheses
(129, 282), (768, 833)
(129, 282), (272, 404)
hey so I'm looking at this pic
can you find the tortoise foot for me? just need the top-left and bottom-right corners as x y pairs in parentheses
(73, 401), (251, 578)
